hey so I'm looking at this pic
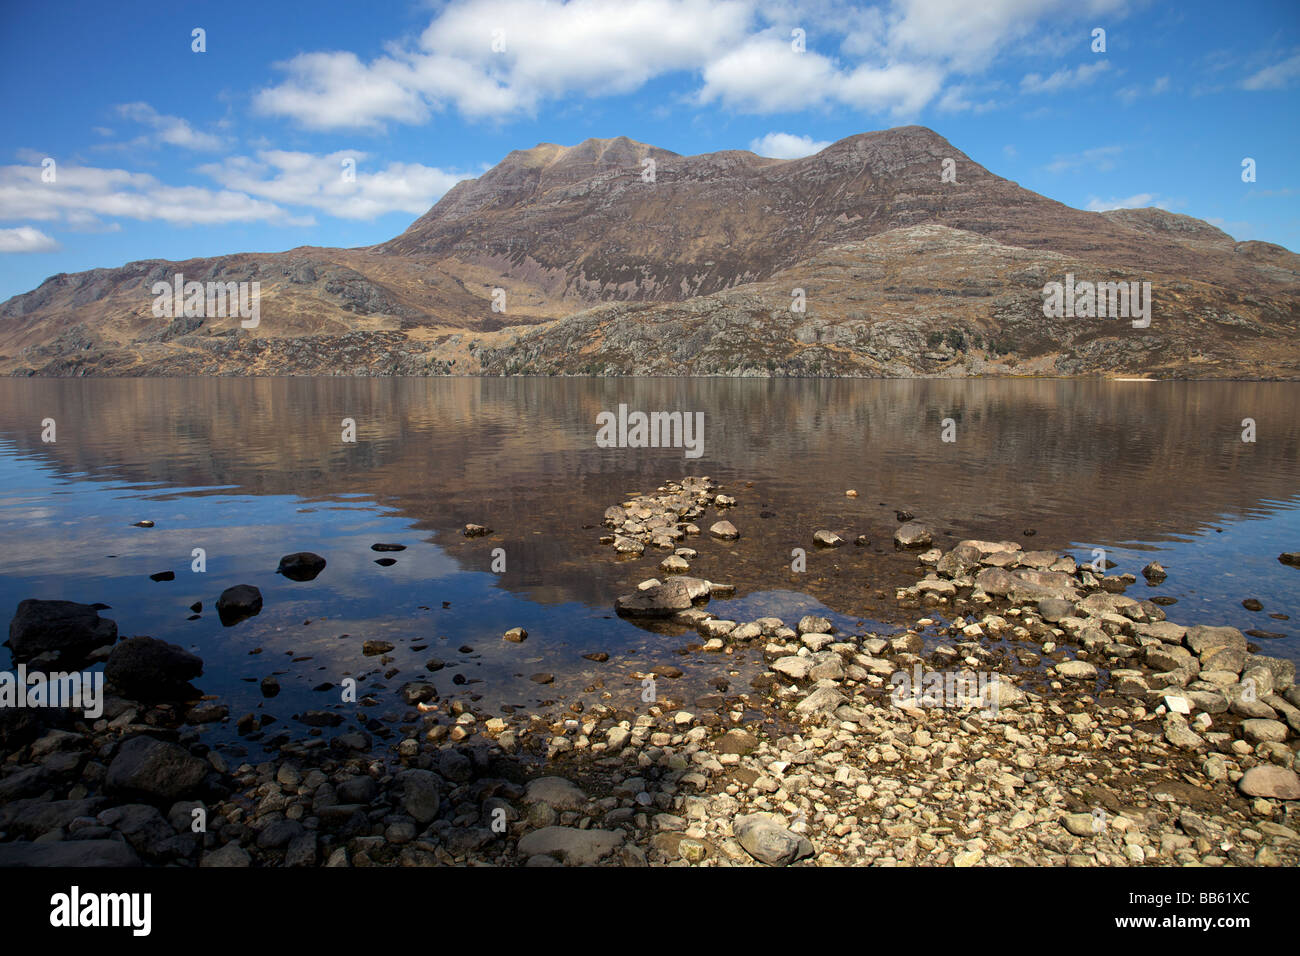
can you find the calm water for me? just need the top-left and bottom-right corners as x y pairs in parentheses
(0, 378), (1297, 752)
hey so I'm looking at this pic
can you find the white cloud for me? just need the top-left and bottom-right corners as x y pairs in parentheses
(1020, 60), (1110, 94)
(698, 33), (943, 114)
(698, 36), (841, 112)
(1241, 52), (1300, 90)
(748, 132), (832, 158)
(252, 0), (1134, 129)
(199, 150), (473, 219)
(0, 226), (60, 253)
(253, 52), (434, 132)
(0, 162), (308, 229)
(112, 103), (224, 151)
(257, 0), (754, 128)
(838, 61), (944, 113)
(882, 0), (1127, 73)
(0, 147), (470, 231)
(420, 0), (747, 98)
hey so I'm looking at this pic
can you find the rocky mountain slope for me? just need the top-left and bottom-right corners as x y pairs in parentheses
(2, 126), (1297, 378)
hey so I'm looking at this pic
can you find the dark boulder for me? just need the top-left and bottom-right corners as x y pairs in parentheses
(216, 585), (262, 626)
(6, 599), (117, 663)
(106, 735), (208, 800)
(105, 636), (204, 700)
(277, 552), (327, 582)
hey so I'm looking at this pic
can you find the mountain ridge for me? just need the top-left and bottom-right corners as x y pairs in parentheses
(2, 125), (1297, 378)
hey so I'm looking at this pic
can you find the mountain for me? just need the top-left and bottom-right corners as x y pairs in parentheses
(2, 126), (1297, 378)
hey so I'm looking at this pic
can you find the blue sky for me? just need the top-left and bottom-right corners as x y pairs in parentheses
(1, 0), (1297, 302)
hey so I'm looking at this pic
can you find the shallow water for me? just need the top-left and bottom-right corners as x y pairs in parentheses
(0, 378), (1296, 752)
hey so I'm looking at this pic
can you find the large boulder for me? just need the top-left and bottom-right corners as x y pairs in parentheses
(6, 599), (117, 662)
(106, 735), (208, 800)
(1185, 625), (1246, 657)
(105, 637), (203, 700)
(1238, 765), (1300, 799)
(975, 567), (1078, 602)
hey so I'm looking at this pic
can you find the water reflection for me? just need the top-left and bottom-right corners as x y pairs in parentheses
(0, 377), (1296, 744)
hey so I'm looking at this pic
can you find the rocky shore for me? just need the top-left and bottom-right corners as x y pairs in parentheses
(1, 477), (1297, 867)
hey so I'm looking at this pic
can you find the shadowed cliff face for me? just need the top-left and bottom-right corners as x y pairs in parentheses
(1, 378), (1297, 624)
(2, 127), (1297, 378)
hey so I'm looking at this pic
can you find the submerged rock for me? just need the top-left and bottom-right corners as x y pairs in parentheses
(1142, 561), (1167, 584)
(709, 520), (739, 540)
(278, 552), (327, 581)
(893, 521), (932, 548)
(216, 584), (262, 626)
(615, 577), (710, 617)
